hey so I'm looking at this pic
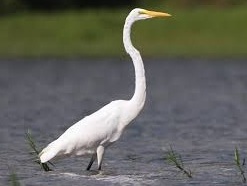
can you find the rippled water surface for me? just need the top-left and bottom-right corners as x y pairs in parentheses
(1, 59), (247, 185)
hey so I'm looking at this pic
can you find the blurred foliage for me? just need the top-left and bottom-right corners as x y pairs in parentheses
(139, 0), (247, 8)
(0, 0), (23, 14)
(20, 0), (137, 10)
(0, 0), (137, 14)
(0, 0), (246, 14)
(0, 7), (246, 58)
(0, 0), (246, 58)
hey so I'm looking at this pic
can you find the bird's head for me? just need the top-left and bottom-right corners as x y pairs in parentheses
(129, 8), (171, 21)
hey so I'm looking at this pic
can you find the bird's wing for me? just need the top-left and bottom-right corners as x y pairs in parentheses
(61, 100), (125, 144)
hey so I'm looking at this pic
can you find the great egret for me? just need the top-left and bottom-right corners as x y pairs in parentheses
(39, 8), (171, 171)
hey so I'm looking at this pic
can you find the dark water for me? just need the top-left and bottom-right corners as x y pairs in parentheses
(1, 59), (247, 185)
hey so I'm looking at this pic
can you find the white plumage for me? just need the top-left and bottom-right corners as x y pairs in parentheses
(40, 100), (129, 162)
(39, 8), (171, 171)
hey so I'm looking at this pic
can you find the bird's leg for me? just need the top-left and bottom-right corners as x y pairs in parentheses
(97, 146), (105, 171)
(86, 153), (96, 171)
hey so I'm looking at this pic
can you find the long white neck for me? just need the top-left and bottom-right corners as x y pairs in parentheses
(123, 16), (146, 115)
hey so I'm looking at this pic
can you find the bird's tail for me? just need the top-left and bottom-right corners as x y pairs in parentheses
(39, 141), (59, 163)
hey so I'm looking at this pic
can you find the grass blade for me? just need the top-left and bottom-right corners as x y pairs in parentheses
(26, 129), (54, 172)
(234, 147), (246, 183)
(165, 145), (192, 178)
(9, 169), (21, 186)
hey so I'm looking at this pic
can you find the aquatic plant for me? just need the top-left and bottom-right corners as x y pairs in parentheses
(234, 147), (246, 183)
(165, 145), (192, 178)
(26, 129), (54, 171)
(9, 168), (21, 186)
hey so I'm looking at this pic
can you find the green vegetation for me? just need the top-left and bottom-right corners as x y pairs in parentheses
(234, 147), (246, 183)
(26, 129), (54, 171)
(0, 6), (247, 58)
(9, 168), (21, 186)
(165, 145), (192, 178)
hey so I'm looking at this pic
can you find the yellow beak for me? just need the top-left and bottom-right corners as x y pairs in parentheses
(140, 9), (171, 18)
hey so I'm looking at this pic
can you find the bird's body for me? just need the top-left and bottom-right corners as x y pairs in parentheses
(39, 8), (171, 170)
(40, 100), (139, 162)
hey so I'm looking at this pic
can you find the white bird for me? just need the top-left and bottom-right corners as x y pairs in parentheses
(39, 8), (171, 171)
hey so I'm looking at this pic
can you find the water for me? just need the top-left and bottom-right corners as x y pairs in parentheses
(1, 59), (247, 185)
